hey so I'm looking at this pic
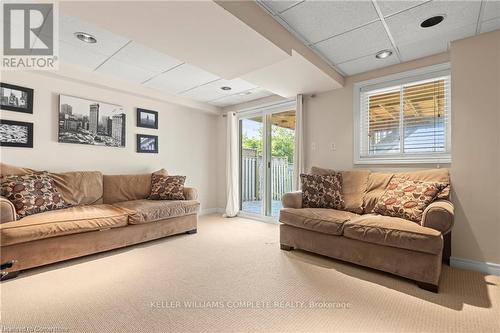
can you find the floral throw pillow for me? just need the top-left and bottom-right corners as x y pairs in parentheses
(373, 178), (442, 223)
(301, 173), (345, 210)
(148, 174), (186, 200)
(0, 173), (68, 219)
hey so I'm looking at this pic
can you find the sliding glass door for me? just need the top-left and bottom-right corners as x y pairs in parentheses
(239, 104), (296, 218)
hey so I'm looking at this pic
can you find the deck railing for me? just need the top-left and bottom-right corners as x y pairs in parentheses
(241, 149), (293, 201)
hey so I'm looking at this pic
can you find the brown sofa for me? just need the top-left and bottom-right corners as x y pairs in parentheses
(279, 167), (454, 292)
(0, 163), (200, 277)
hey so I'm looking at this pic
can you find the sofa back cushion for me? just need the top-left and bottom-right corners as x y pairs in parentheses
(102, 169), (168, 204)
(1, 163), (103, 206)
(49, 171), (103, 206)
(363, 168), (450, 213)
(310, 166), (370, 214)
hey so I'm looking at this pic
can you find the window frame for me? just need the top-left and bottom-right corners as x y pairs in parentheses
(353, 63), (451, 165)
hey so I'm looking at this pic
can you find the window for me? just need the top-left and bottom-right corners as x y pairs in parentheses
(354, 64), (451, 164)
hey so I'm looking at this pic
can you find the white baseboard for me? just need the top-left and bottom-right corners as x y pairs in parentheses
(450, 257), (500, 276)
(199, 208), (224, 216)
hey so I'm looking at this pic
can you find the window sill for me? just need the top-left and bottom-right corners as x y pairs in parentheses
(354, 155), (451, 165)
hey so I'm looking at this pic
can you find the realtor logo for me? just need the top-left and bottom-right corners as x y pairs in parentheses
(2, 2), (58, 70)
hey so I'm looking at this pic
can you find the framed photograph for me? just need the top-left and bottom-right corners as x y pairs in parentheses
(0, 83), (34, 114)
(0, 119), (33, 148)
(137, 134), (158, 153)
(58, 94), (126, 147)
(136, 108), (158, 129)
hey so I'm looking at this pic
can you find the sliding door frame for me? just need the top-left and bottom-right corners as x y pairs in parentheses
(237, 100), (295, 222)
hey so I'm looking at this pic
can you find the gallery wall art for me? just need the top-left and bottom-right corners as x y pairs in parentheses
(0, 119), (33, 148)
(137, 108), (158, 129)
(58, 95), (126, 147)
(136, 134), (158, 153)
(0, 83), (34, 114)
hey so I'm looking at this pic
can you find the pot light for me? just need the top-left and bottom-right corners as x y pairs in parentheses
(375, 50), (392, 59)
(420, 15), (445, 28)
(74, 32), (97, 44)
(220, 86), (232, 91)
(238, 91), (252, 96)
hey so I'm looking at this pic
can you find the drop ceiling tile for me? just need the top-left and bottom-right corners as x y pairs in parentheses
(314, 21), (392, 65)
(95, 58), (157, 83)
(59, 40), (108, 70)
(56, 15), (130, 56)
(279, 1), (379, 44)
(336, 50), (399, 76)
(480, 17), (500, 33)
(386, 1), (481, 45)
(399, 23), (476, 61)
(112, 42), (183, 73)
(180, 79), (257, 102)
(377, 0), (430, 17)
(261, 1), (303, 14)
(483, 0), (500, 21)
(143, 64), (219, 94)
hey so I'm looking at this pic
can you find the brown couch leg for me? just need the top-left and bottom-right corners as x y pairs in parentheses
(442, 232), (451, 265)
(417, 281), (439, 293)
(186, 229), (197, 234)
(280, 244), (294, 251)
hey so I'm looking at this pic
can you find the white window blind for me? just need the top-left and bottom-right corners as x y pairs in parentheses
(356, 67), (451, 164)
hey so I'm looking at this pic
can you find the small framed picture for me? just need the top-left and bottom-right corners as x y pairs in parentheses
(0, 119), (34, 148)
(1, 83), (34, 114)
(137, 134), (158, 153)
(137, 108), (158, 129)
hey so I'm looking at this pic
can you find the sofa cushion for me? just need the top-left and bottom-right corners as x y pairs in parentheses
(1, 173), (68, 218)
(301, 173), (345, 209)
(279, 208), (359, 235)
(343, 214), (442, 255)
(310, 166), (370, 214)
(0, 204), (129, 246)
(102, 169), (168, 204)
(373, 178), (442, 223)
(364, 169), (450, 213)
(49, 171), (103, 206)
(113, 199), (200, 224)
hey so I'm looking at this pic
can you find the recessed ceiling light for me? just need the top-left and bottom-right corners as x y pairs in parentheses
(238, 91), (252, 96)
(375, 50), (392, 59)
(74, 32), (97, 43)
(420, 15), (445, 28)
(220, 86), (232, 91)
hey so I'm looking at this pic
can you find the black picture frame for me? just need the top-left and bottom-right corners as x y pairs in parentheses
(0, 83), (34, 114)
(137, 134), (158, 153)
(0, 119), (34, 148)
(136, 108), (158, 129)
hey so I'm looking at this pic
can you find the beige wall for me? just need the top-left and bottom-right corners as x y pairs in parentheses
(450, 31), (500, 264)
(304, 31), (500, 264)
(0, 71), (220, 211)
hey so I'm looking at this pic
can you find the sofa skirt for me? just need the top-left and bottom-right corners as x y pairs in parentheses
(280, 223), (442, 285)
(1, 214), (197, 273)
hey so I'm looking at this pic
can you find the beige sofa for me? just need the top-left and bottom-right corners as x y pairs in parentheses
(0, 163), (200, 277)
(279, 167), (453, 292)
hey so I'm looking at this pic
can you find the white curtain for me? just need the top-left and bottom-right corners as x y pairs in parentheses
(224, 111), (239, 217)
(293, 94), (305, 191)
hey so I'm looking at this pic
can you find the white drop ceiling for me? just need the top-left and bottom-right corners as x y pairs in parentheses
(259, 0), (500, 76)
(52, 15), (274, 108)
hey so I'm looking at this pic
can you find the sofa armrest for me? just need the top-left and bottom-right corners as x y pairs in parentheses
(421, 200), (454, 234)
(0, 196), (16, 223)
(183, 187), (198, 201)
(282, 191), (302, 209)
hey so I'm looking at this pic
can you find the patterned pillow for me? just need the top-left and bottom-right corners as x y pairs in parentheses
(148, 174), (186, 200)
(301, 173), (345, 210)
(0, 173), (68, 218)
(373, 177), (441, 223)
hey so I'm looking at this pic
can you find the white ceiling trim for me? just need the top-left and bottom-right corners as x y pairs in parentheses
(371, 0), (402, 63)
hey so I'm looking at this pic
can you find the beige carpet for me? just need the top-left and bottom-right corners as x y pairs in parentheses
(1, 214), (499, 333)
